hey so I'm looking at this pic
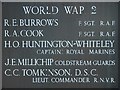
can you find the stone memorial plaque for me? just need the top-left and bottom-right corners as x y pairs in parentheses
(2, 2), (119, 89)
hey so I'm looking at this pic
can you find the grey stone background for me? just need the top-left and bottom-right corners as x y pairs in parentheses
(0, 0), (120, 89)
